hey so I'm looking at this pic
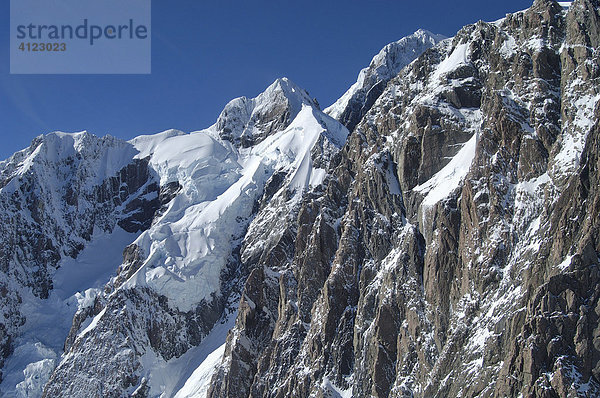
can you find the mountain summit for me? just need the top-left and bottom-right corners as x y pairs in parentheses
(215, 77), (318, 148)
(325, 29), (446, 131)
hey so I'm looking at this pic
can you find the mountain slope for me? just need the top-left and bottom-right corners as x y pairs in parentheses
(38, 78), (349, 398)
(325, 29), (446, 132)
(1, 1), (600, 397)
(0, 131), (170, 397)
(208, 1), (600, 397)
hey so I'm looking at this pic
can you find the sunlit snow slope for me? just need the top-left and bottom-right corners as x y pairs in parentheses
(0, 77), (348, 398)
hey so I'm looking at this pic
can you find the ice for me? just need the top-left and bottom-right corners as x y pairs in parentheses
(123, 154), (264, 311)
(414, 131), (478, 207)
(431, 43), (470, 82)
(15, 358), (56, 398)
(122, 103), (348, 312)
(325, 30), (445, 119)
(132, 130), (241, 201)
(0, 343), (57, 398)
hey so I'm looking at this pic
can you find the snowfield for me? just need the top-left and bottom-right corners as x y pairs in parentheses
(123, 103), (348, 313)
(0, 77), (349, 397)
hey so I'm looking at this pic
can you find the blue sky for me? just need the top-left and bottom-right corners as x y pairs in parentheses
(0, 0), (533, 160)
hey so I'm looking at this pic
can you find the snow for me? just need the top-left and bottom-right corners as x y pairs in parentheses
(513, 172), (551, 250)
(15, 358), (56, 398)
(557, 255), (574, 271)
(48, 132), (140, 185)
(123, 153), (261, 311)
(526, 38), (546, 52)
(309, 168), (327, 187)
(141, 313), (236, 398)
(326, 78), (362, 120)
(552, 357), (600, 395)
(123, 104), (347, 312)
(132, 130), (241, 201)
(516, 173), (550, 197)
(322, 376), (353, 398)
(1, 131), (140, 195)
(325, 30), (445, 119)
(253, 78), (314, 124)
(0, 343), (58, 398)
(173, 344), (225, 398)
(414, 131), (478, 207)
(249, 105), (347, 193)
(130, 129), (187, 159)
(552, 93), (600, 177)
(499, 35), (517, 58)
(0, 227), (139, 397)
(78, 308), (107, 339)
(212, 77), (316, 145)
(124, 129), (254, 311)
(0, 77), (348, 395)
(53, 227), (138, 300)
(385, 164), (402, 195)
(431, 43), (470, 82)
(469, 326), (492, 352)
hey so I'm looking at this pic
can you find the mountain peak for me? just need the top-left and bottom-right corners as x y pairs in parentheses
(215, 78), (318, 147)
(413, 28), (446, 41)
(258, 77), (316, 110)
(267, 76), (301, 93)
(369, 29), (447, 72)
(325, 29), (446, 130)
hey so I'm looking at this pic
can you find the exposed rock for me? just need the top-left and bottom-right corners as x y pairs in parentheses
(209, 1), (600, 397)
(326, 29), (446, 132)
(2, 2), (600, 397)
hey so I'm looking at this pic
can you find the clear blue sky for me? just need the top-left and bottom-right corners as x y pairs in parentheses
(0, 0), (533, 160)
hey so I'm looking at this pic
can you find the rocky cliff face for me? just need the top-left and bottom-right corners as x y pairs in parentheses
(1, 1), (599, 397)
(209, 1), (600, 397)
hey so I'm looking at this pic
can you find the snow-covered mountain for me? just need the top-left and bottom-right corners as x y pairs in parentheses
(1, 1), (600, 397)
(0, 77), (348, 397)
(325, 29), (446, 131)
